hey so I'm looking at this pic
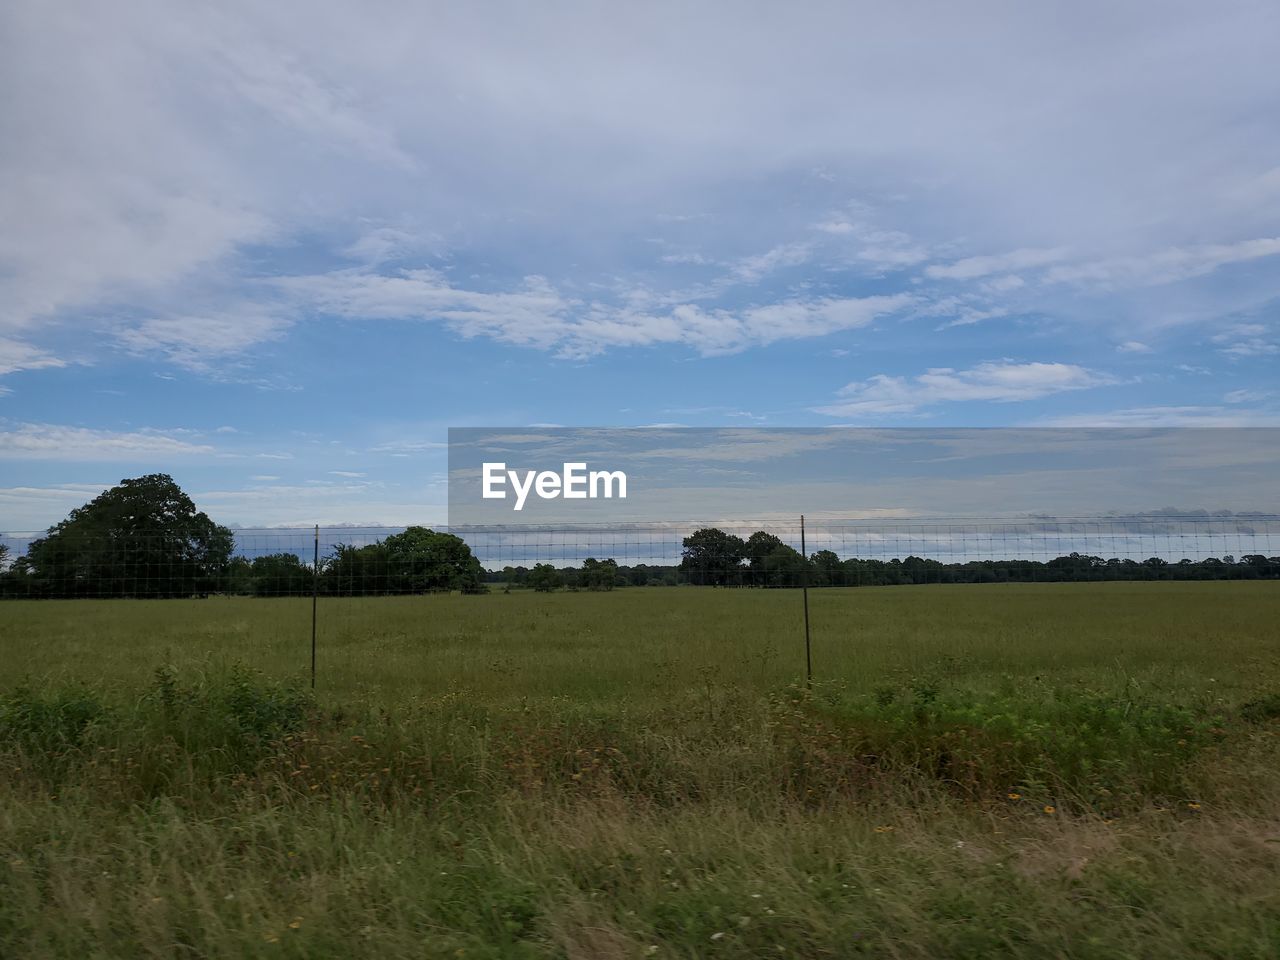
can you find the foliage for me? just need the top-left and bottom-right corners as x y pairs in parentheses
(680, 527), (747, 586)
(0, 684), (106, 751)
(527, 562), (563, 592)
(3, 663), (1280, 957)
(322, 526), (483, 596)
(248, 552), (313, 597)
(484, 540), (1280, 590)
(579, 557), (618, 591)
(10, 474), (233, 598)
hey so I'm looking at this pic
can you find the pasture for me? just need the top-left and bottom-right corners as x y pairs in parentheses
(4, 582), (1277, 702)
(3, 582), (1279, 958)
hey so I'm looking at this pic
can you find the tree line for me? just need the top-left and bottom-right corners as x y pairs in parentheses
(2, 481), (1276, 598)
(0, 476), (483, 599)
(491, 527), (1280, 590)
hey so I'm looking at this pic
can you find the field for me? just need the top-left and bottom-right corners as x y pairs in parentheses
(3, 582), (1280, 958)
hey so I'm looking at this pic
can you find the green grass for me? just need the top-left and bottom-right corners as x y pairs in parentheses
(3, 582), (1280, 958)
(4, 582), (1277, 703)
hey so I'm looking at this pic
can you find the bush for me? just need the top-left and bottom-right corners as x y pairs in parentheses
(0, 685), (106, 751)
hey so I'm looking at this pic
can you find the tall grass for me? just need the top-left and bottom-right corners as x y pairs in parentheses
(3, 582), (1279, 957)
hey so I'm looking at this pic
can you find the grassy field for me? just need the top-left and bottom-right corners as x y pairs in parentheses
(3, 582), (1280, 958)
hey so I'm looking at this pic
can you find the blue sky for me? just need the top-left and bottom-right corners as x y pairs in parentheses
(2, 1), (1279, 530)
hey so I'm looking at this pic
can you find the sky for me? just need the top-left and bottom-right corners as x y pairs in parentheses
(2, 0), (1279, 531)
(447, 428), (1280, 525)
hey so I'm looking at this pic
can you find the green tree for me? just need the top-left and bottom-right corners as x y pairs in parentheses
(580, 557), (619, 591)
(250, 553), (313, 597)
(680, 528), (746, 586)
(528, 563), (563, 593)
(383, 527), (484, 594)
(322, 527), (484, 595)
(20, 474), (232, 598)
(744, 531), (785, 586)
(811, 549), (843, 586)
(760, 543), (808, 587)
(322, 542), (390, 595)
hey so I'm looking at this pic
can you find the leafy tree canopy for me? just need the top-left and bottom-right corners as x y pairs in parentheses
(680, 528), (747, 586)
(19, 474), (233, 598)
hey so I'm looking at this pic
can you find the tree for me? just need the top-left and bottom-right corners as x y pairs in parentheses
(382, 527), (484, 594)
(0, 543), (12, 597)
(322, 527), (484, 595)
(811, 549), (843, 586)
(250, 553), (313, 597)
(20, 474), (232, 598)
(580, 557), (619, 591)
(323, 542), (390, 595)
(528, 563), (563, 592)
(745, 531), (785, 586)
(680, 528), (746, 586)
(760, 543), (808, 587)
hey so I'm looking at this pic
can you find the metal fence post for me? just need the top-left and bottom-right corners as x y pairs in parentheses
(801, 514), (812, 688)
(311, 524), (318, 690)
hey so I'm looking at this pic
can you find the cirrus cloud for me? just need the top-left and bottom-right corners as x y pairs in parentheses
(815, 361), (1114, 418)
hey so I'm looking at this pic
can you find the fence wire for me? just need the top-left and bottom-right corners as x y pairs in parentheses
(2, 516), (1278, 598)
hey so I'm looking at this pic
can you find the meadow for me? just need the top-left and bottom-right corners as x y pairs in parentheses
(3, 582), (1280, 958)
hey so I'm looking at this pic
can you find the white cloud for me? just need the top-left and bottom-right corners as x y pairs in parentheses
(1224, 389), (1271, 404)
(1117, 341), (1152, 353)
(282, 267), (912, 357)
(926, 248), (1069, 280)
(980, 275), (1025, 293)
(369, 439), (448, 455)
(1044, 238), (1280, 288)
(328, 470), (366, 478)
(814, 220), (855, 235)
(1037, 405), (1280, 427)
(0, 422), (217, 460)
(0, 337), (68, 376)
(1210, 321), (1278, 358)
(730, 243), (812, 282)
(342, 226), (440, 265)
(3, 0), (1280, 376)
(811, 214), (929, 271)
(815, 360), (1112, 417)
(115, 307), (292, 371)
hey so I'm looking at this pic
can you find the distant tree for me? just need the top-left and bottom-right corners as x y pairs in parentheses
(811, 549), (843, 586)
(321, 527), (483, 595)
(745, 531), (785, 586)
(250, 553), (313, 597)
(383, 527), (484, 594)
(323, 541), (391, 595)
(580, 557), (619, 591)
(222, 556), (255, 595)
(680, 528), (746, 586)
(760, 543), (808, 587)
(19, 474), (232, 598)
(501, 565), (530, 586)
(528, 563), (563, 593)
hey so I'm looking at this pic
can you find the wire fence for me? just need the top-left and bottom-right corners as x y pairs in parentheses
(4, 515), (1278, 687)
(4, 515), (1280, 597)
